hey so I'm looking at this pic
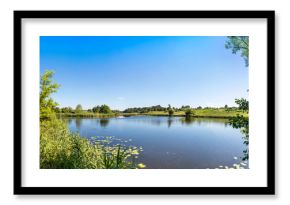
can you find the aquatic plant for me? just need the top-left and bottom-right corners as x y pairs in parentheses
(40, 119), (144, 169)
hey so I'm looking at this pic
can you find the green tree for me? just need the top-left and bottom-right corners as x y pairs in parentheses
(185, 109), (194, 118)
(225, 37), (249, 162)
(54, 107), (60, 113)
(99, 104), (111, 114)
(224, 104), (229, 112)
(225, 36), (249, 67)
(75, 104), (83, 113)
(61, 106), (73, 113)
(229, 113), (249, 161)
(181, 105), (190, 111)
(92, 106), (101, 113)
(235, 98), (249, 113)
(168, 109), (174, 116)
(40, 70), (60, 119)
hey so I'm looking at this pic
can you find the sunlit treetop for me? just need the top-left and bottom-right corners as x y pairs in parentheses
(40, 70), (60, 119)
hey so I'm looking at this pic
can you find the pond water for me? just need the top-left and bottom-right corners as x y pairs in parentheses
(67, 116), (248, 169)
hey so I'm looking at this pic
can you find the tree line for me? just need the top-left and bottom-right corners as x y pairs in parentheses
(122, 104), (241, 113)
(55, 104), (113, 114)
(54, 103), (244, 115)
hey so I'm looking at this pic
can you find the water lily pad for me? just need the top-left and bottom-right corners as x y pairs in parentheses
(138, 163), (146, 168)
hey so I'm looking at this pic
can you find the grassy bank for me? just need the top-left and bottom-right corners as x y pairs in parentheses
(143, 109), (248, 118)
(40, 118), (143, 169)
(57, 109), (248, 119)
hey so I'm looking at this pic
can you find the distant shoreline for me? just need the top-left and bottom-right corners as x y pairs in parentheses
(57, 110), (248, 119)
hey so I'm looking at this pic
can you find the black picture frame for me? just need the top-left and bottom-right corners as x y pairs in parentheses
(14, 10), (275, 195)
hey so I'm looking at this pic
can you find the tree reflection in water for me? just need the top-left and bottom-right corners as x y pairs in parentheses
(167, 117), (173, 128)
(100, 118), (110, 128)
(75, 118), (82, 130)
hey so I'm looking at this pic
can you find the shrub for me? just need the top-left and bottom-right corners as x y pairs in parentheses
(99, 104), (112, 114)
(168, 109), (174, 116)
(185, 109), (195, 118)
(40, 119), (142, 169)
(75, 104), (83, 113)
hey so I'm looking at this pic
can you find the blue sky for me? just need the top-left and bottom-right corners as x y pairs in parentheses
(40, 36), (248, 110)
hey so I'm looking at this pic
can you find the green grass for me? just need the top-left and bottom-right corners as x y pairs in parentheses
(143, 109), (248, 118)
(40, 118), (143, 169)
(57, 109), (248, 119)
(144, 111), (184, 116)
(194, 108), (248, 118)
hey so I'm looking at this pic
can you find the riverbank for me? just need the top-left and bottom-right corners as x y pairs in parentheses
(57, 112), (141, 118)
(40, 118), (144, 169)
(57, 109), (247, 119)
(143, 109), (248, 118)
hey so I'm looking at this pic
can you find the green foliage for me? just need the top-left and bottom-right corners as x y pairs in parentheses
(40, 119), (143, 169)
(225, 36), (249, 66)
(137, 163), (146, 168)
(185, 109), (195, 118)
(168, 109), (174, 116)
(39, 70), (144, 169)
(229, 99), (249, 161)
(57, 112), (117, 118)
(61, 106), (73, 113)
(225, 37), (249, 162)
(92, 106), (101, 113)
(143, 108), (246, 118)
(229, 115), (248, 129)
(91, 105), (112, 113)
(54, 107), (60, 113)
(40, 70), (60, 119)
(75, 104), (83, 113)
(99, 104), (112, 113)
(123, 105), (201, 113)
(180, 105), (191, 110)
(235, 98), (249, 112)
(123, 105), (167, 113)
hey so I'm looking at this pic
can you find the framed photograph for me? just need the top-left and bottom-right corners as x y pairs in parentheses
(14, 10), (275, 195)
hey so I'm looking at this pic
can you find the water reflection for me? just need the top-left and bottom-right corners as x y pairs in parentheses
(71, 116), (230, 129)
(167, 117), (173, 128)
(181, 117), (196, 125)
(100, 118), (110, 128)
(66, 118), (72, 125)
(75, 118), (82, 130)
(122, 116), (169, 126)
(180, 117), (228, 126)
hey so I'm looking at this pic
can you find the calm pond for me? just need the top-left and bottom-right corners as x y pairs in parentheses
(67, 116), (248, 169)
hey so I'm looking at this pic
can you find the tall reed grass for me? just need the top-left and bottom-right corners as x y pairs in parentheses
(40, 119), (142, 169)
